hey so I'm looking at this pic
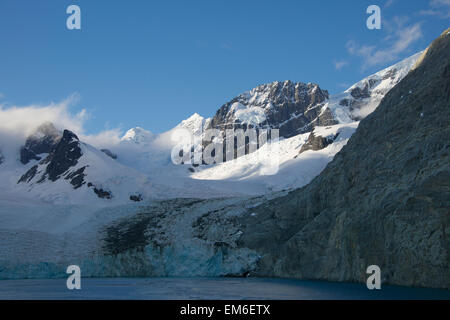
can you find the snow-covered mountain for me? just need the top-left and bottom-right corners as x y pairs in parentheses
(207, 81), (333, 138)
(11, 129), (149, 204)
(327, 51), (423, 122)
(120, 127), (154, 145)
(0, 51), (421, 205)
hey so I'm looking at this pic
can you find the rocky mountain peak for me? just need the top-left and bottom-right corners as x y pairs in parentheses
(20, 122), (62, 164)
(41, 129), (83, 182)
(18, 129), (83, 185)
(207, 80), (332, 138)
(183, 112), (203, 122)
(244, 81), (328, 108)
(61, 129), (79, 142)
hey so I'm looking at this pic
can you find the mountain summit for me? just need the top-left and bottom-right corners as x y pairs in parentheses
(207, 81), (333, 138)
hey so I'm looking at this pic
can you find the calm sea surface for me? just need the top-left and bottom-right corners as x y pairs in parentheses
(0, 278), (448, 300)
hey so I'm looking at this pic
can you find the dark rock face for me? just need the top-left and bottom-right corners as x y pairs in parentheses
(18, 129), (84, 186)
(101, 149), (117, 160)
(20, 122), (61, 164)
(86, 182), (112, 199)
(236, 30), (450, 288)
(20, 148), (40, 164)
(65, 166), (87, 189)
(208, 81), (334, 138)
(93, 187), (112, 199)
(18, 165), (38, 183)
(0, 151), (4, 165)
(343, 81), (382, 113)
(350, 85), (371, 99)
(130, 194), (143, 202)
(42, 130), (82, 182)
(298, 132), (338, 154)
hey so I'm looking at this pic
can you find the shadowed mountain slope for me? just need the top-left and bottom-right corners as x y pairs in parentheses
(236, 29), (450, 288)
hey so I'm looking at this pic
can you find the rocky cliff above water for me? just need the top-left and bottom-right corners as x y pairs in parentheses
(235, 29), (450, 288)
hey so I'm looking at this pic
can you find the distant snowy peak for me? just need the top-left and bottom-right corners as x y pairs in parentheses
(208, 80), (333, 138)
(176, 113), (208, 137)
(121, 127), (154, 144)
(328, 51), (423, 123)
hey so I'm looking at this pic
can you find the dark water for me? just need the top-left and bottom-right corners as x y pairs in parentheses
(0, 278), (448, 300)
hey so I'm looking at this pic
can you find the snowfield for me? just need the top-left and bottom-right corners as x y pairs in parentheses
(192, 123), (358, 189)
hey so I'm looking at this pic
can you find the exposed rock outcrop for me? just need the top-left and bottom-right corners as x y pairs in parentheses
(130, 194), (143, 202)
(43, 130), (82, 182)
(18, 129), (83, 186)
(298, 132), (338, 154)
(20, 122), (61, 164)
(65, 166), (88, 189)
(93, 186), (112, 199)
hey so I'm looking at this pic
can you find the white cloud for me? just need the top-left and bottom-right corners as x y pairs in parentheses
(384, 0), (396, 8)
(220, 42), (233, 50)
(0, 94), (84, 139)
(419, 0), (450, 18)
(81, 128), (123, 148)
(334, 60), (349, 70)
(0, 94), (124, 155)
(346, 22), (422, 69)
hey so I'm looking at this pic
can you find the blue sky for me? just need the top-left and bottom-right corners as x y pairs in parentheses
(0, 0), (448, 134)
